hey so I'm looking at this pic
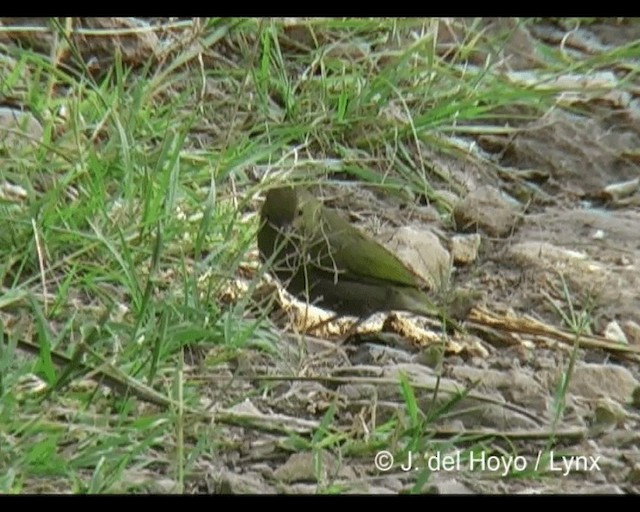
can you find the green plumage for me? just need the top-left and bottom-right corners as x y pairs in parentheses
(257, 186), (446, 318)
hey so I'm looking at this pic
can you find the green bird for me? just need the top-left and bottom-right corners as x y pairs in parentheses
(258, 186), (473, 322)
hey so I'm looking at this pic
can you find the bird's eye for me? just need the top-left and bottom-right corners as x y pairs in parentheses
(297, 207), (303, 217)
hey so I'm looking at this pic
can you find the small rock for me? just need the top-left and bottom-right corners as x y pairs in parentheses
(227, 398), (263, 416)
(152, 478), (180, 494)
(325, 41), (371, 60)
(590, 397), (628, 434)
(508, 241), (609, 289)
(450, 234), (482, 264)
(380, 226), (452, 290)
(450, 402), (539, 429)
(349, 341), (415, 366)
(274, 452), (356, 483)
(0, 181), (28, 202)
(453, 186), (521, 237)
(602, 177), (639, 201)
(118, 469), (178, 493)
(288, 483), (321, 494)
(381, 362), (440, 388)
(623, 320), (640, 346)
(449, 366), (548, 416)
(568, 363), (639, 403)
(0, 106), (43, 150)
(600, 430), (640, 448)
(433, 189), (460, 210)
(603, 320), (628, 344)
(215, 470), (277, 494)
(509, 241), (589, 265)
(339, 383), (378, 402)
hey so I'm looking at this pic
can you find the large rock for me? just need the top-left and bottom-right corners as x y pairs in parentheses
(453, 186), (521, 237)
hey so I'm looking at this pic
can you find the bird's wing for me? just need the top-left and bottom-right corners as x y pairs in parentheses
(298, 194), (426, 288)
(326, 215), (424, 288)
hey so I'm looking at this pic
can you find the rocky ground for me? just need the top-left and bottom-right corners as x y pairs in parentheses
(207, 20), (640, 494)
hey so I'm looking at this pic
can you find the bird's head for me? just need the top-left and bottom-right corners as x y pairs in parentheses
(261, 186), (300, 228)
